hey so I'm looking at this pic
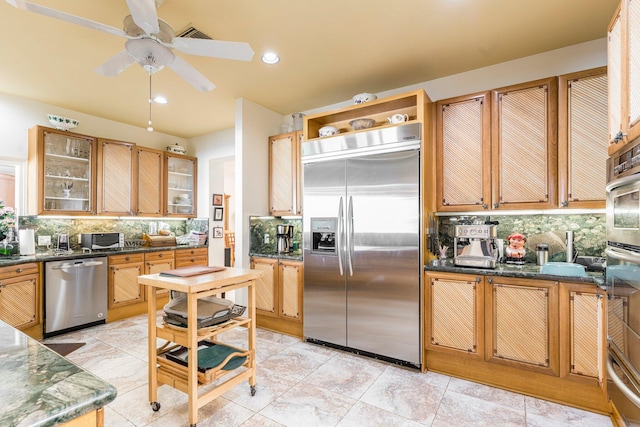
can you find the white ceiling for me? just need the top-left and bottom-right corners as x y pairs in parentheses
(0, 0), (618, 139)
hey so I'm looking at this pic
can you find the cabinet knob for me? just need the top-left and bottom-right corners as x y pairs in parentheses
(159, 253), (163, 257)
(493, 203), (499, 209)
(16, 268), (22, 274)
(482, 204), (488, 209)
(125, 256), (130, 261)
(561, 201), (569, 207)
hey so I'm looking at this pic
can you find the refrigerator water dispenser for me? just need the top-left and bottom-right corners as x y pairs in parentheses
(310, 218), (337, 255)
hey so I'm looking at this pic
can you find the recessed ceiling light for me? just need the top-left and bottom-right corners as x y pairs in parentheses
(261, 51), (280, 64)
(153, 96), (168, 104)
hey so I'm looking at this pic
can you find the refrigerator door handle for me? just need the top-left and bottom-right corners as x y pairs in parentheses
(337, 196), (344, 276)
(347, 195), (354, 276)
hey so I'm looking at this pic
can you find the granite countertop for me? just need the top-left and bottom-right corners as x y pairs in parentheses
(0, 244), (209, 267)
(0, 320), (117, 426)
(249, 250), (303, 261)
(424, 260), (605, 287)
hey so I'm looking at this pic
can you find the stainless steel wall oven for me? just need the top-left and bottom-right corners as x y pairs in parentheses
(606, 140), (640, 424)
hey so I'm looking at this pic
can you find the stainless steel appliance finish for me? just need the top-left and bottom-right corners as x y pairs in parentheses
(453, 224), (499, 268)
(81, 232), (124, 250)
(606, 171), (640, 424)
(302, 123), (422, 367)
(276, 225), (293, 253)
(44, 257), (108, 337)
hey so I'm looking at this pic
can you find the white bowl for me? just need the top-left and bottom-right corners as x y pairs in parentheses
(319, 126), (339, 137)
(166, 143), (186, 154)
(48, 114), (79, 131)
(349, 118), (376, 130)
(352, 93), (377, 104)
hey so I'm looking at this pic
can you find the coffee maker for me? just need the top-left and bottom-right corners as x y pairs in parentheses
(276, 225), (293, 253)
(453, 223), (499, 268)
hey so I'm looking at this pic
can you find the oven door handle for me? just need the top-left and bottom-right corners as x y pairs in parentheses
(608, 353), (640, 409)
(606, 246), (640, 264)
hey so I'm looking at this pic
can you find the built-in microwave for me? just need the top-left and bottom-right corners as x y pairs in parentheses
(606, 174), (640, 249)
(80, 232), (124, 250)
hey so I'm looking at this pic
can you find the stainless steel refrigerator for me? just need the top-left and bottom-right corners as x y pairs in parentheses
(302, 123), (422, 367)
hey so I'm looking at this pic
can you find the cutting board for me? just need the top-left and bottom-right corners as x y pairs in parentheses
(160, 266), (226, 277)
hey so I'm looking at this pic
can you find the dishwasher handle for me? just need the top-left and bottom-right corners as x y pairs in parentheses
(50, 260), (105, 270)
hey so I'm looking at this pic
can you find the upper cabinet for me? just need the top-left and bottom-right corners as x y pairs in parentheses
(27, 126), (96, 215)
(269, 131), (303, 216)
(136, 146), (164, 216)
(491, 77), (558, 210)
(97, 139), (135, 215)
(609, 0), (640, 154)
(436, 92), (491, 211)
(435, 78), (559, 212)
(164, 152), (197, 217)
(304, 90), (429, 140)
(558, 67), (608, 208)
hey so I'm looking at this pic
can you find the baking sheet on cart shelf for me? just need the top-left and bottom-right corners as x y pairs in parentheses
(165, 341), (248, 372)
(159, 265), (226, 277)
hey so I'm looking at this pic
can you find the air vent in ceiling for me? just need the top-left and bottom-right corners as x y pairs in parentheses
(176, 26), (212, 40)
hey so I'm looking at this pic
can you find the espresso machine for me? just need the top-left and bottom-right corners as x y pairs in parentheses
(276, 225), (293, 253)
(453, 223), (499, 268)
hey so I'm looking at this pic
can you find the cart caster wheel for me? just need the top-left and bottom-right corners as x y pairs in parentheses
(250, 385), (256, 396)
(150, 401), (161, 412)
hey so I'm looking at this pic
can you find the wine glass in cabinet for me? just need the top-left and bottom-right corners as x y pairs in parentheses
(28, 126), (96, 215)
(164, 152), (197, 217)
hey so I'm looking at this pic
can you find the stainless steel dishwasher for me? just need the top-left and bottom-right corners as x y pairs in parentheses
(44, 257), (108, 337)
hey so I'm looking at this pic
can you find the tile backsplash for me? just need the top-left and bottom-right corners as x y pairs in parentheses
(17, 216), (208, 250)
(437, 213), (605, 263)
(249, 216), (302, 253)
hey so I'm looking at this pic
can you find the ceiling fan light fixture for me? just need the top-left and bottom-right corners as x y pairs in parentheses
(125, 38), (175, 73)
(261, 51), (279, 65)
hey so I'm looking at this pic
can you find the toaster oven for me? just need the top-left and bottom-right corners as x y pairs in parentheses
(81, 233), (124, 250)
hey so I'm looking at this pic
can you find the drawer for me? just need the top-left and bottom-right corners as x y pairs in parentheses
(175, 247), (208, 259)
(108, 253), (145, 265)
(175, 256), (208, 267)
(0, 263), (38, 280)
(145, 251), (175, 261)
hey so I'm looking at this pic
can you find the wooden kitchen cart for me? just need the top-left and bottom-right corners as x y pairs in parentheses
(138, 268), (262, 427)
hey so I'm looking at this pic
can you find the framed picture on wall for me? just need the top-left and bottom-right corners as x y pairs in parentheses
(213, 207), (223, 221)
(213, 227), (223, 238)
(212, 194), (223, 206)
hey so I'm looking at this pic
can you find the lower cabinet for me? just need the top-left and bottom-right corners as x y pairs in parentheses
(424, 271), (607, 412)
(250, 257), (303, 337)
(145, 250), (174, 297)
(108, 253), (145, 308)
(0, 263), (39, 334)
(175, 247), (208, 267)
(485, 276), (559, 375)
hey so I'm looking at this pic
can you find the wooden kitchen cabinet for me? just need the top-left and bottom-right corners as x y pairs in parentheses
(558, 68), (608, 208)
(485, 276), (559, 375)
(250, 257), (303, 337)
(0, 263), (39, 332)
(108, 253), (145, 308)
(491, 77), (558, 210)
(97, 139), (135, 215)
(175, 247), (208, 267)
(608, 0), (640, 154)
(145, 250), (174, 297)
(425, 272), (484, 359)
(164, 153), (197, 217)
(435, 92), (491, 211)
(137, 146), (164, 216)
(269, 131), (303, 216)
(27, 126), (96, 215)
(559, 282), (604, 381)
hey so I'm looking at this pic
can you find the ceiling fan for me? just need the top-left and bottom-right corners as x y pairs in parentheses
(5, 0), (255, 91)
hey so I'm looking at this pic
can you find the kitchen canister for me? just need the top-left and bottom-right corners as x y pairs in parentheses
(19, 229), (35, 256)
(536, 243), (549, 266)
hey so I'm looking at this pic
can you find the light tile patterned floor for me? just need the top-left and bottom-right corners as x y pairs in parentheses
(43, 314), (614, 427)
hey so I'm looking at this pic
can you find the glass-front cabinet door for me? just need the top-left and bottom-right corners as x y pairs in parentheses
(28, 126), (96, 215)
(164, 152), (197, 217)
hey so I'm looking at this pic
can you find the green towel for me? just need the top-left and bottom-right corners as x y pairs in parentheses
(186, 344), (246, 371)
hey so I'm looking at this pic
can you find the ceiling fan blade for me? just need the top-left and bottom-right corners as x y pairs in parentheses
(167, 56), (215, 92)
(125, 0), (160, 35)
(172, 37), (254, 62)
(6, 0), (126, 38)
(94, 50), (136, 77)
